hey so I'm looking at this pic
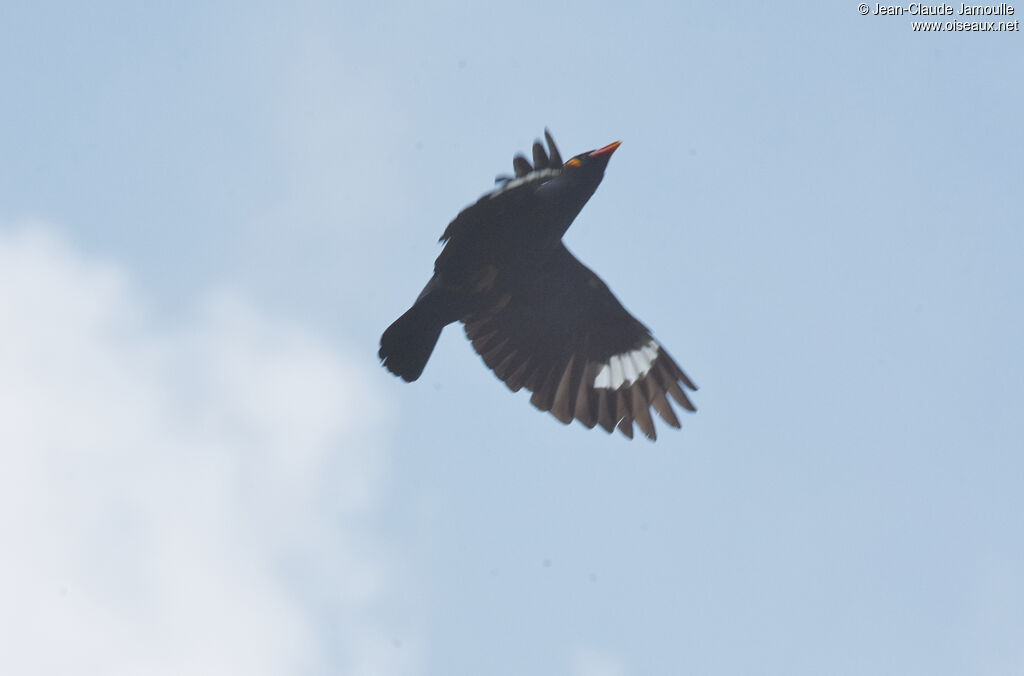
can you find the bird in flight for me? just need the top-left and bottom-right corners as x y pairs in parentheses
(379, 130), (696, 440)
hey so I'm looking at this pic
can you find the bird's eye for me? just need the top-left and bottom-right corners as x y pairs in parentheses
(566, 158), (581, 167)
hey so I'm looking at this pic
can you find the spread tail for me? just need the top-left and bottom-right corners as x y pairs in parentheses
(379, 301), (445, 382)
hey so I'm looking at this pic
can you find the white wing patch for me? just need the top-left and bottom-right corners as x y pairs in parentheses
(488, 168), (560, 198)
(593, 339), (660, 389)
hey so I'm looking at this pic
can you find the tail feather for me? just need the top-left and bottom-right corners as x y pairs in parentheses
(379, 302), (445, 382)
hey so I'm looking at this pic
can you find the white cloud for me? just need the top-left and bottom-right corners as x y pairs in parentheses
(0, 225), (414, 675)
(571, 646), (627, 676)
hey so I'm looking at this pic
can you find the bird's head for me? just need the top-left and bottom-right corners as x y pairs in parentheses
(555, 140), (621, 191)
(563, 140), (621, 171)
(489, 131), (621, 234)
(496, 131), (621, 187)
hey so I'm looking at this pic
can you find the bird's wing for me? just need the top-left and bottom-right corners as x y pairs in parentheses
(439, 167), (559, 246)
(463, 244), (697, 440)
(441, 130), (564, 244)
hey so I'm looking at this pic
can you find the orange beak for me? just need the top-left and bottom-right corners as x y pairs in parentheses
(590, 141), (621, 157)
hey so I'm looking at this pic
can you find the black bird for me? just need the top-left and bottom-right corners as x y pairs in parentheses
(379, 130), (696, 440)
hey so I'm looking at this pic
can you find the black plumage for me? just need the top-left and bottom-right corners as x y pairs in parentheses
(379, 130), (696, 440)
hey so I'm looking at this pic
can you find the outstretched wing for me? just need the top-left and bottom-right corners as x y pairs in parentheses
(463, 244), (697, 440)
(441, 130), (564, 245)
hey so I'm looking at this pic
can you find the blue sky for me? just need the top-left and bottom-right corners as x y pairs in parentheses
(2, 2), (1022, 674)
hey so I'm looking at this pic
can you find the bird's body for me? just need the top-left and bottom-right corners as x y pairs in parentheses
(379, 130), (696, 440)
